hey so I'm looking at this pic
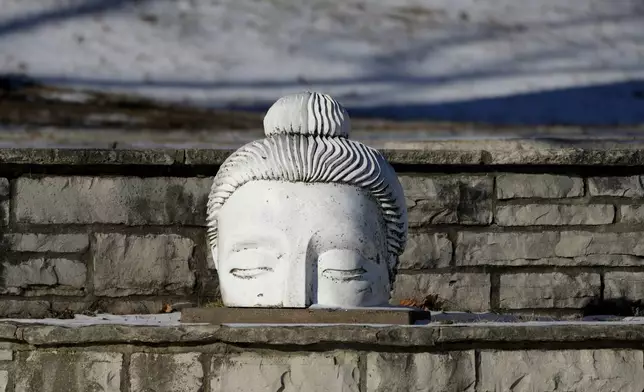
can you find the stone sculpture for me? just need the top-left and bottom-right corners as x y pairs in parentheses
(207, 92), (407, 308)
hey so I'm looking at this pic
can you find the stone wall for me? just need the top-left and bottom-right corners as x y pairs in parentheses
(2, 147), (644, 317)
(2, 322), (644, 392)
(394, 172), (644, 315)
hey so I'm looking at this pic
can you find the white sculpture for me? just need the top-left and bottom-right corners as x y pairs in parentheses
(207, 92), (407, 308)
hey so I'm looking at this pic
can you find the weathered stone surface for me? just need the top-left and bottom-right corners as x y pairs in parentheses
(457, 231), (644, 266)
(0, 148), (183, 165)
(3, 142), (644, 166)
(0, 300), (49, 318)
(555, 231), (644, 258)
(605, 272), (644, 301)
(6, 233), (89, 253)
(480, 350), (644, 392)
(14, 351), (122, 392)
(392, 273), (490, 311)
(50, 301), (92, 315)
(0, 178), (9, 198)
(0, 371), (6, 392)
(589, 176), (644, 197)
(13, 322), (644, 348)
(497, 174), (583, 199)
(399, 175), (492, 226)
(93, 233), (195, 296)
(1, 258), (86, 295)
(366, 352), (475, 392)
(398, 232), (452, 269)
(0, 200), (8, 226)
(131, 353), (203, 392)
(14, 176), (212, 225)
(620, 205), (644, 223)
(496, 204), (614, 226)
(184, 149), (238, 165)
(0, 350), (12, 361)
(210, 352), (359, 392)
(499, 272), (600, 309)
(101, 299), (165, 314)
(456, 232), (560, 266)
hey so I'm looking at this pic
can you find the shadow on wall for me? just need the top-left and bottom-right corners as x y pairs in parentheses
(583, 298), (644, 317)
(0, 0), (154, 37)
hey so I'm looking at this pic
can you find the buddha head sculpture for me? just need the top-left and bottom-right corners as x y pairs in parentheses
(207, 92), (407, 308)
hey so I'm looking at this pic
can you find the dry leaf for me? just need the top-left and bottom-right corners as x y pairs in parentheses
(399, 294), (443, 311)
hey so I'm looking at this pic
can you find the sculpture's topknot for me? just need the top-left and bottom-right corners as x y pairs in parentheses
(263, 92), (351, 138)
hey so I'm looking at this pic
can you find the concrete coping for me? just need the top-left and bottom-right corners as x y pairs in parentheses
(5, 140), (644, 166)
(5, 319), (644, 347)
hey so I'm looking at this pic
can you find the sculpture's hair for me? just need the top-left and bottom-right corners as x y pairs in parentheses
(207, 92), (408, 274)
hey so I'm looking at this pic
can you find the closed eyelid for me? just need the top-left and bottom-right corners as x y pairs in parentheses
(321, 267), (367, 282)
(230, 267), (274, 279)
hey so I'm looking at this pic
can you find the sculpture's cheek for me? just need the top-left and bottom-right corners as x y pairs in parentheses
(218, 250), (285, 307)
(317, 250), (390, 307)
(220, 272), (285, 307)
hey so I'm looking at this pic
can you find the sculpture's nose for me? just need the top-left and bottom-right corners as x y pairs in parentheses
(281, 236), (319, 307)
(281, 247), (311, 308)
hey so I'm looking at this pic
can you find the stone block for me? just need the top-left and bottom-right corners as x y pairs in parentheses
(50, 301), (93, 315)
(0, 371), (6, 392)
(398, 232), (452, 269)
(497, 174), (583, 199)
(93, 233), (195, 296)
(620, 205), (644, 223)
(392, 273), (490, 311)
(455, 232), (560, 266)
(399, 175), (492, 226)
(605, 272), (644, 301)
(480, 350), (644, 392)
(210, 352), (359, 392)
(555, 231), (644, 258)
(499, 272), (600, 309)
(366, 352), (475, 392)
(1, 258), (86, 295)
(589, 176), (644, 197)
(14, 176), (212, 225)
(6, 233), (89, 253)
(0, 300), (50, 318)
(0, 350), (11, 361)
(130, 353), (203, 392)
(496, 204), (614, 226)
(457, 231), (644, 267)
(100, 299), (166, 315)
(14, 351), (122, 392)
(0, 179), (9, 198)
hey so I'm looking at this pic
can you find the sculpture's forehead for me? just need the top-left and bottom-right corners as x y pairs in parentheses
(219, 180), (384, 230)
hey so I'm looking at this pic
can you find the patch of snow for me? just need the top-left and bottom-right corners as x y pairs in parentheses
(2, 0), (644, 124)
(1, 313), (183, 327)
(37, 90), (94, 103)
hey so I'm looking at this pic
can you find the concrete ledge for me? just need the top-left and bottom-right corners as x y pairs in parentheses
(4, 143), (644, 166)
(5, 321), (644, 347)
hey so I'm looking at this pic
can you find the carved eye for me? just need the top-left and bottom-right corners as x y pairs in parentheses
(230, 267), (273, 280)
(226, 249), (281, 279)
(321, 268), (367, 282)
(318, 249), (370, 282)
